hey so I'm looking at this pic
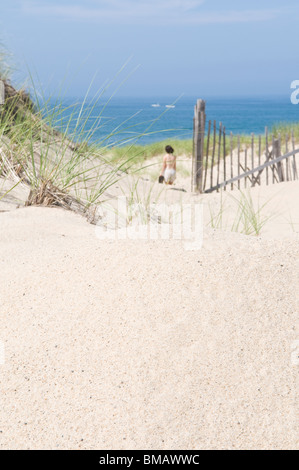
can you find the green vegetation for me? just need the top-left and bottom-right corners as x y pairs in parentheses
(0, 55), (297, 234)
(0, 76), (150, 217)
(104, 139), (193, 165)
(271, 121), (299, 141)
(104, 120), (299, 164)
(230, 189), (273, 236)
(208, 192), (225, 230)
(208, 189), (274, 236)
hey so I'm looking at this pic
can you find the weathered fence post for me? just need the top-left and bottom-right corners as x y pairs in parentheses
(0, 80), (5, 106)
(273, 138), (284, 182)
(200, 110), (299, 193)
(237, 136), (241, 189)
(216, 122), (222, 191)
(258, 135), (262, 185)
(265, 127), (269, 185)
(210, 120), (216, 189)
(291, 130), (298, 180)
(203, 119), (211, 192)
(192, 99), (206, 193)
(230, 132), (234, 190)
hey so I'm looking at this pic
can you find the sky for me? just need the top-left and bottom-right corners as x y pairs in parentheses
(1, 0), (299, 98)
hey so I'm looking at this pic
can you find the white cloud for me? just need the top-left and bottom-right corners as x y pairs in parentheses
(20, 1), (280, 25)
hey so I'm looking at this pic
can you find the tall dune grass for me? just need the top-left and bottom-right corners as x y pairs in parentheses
(0, 70), (179, 214)
(104, 121), (299, 164)
(0, 60), (297, 234)
(208, 188), (274, 235)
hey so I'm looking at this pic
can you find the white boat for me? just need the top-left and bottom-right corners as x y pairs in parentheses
(165, 104), (175, 108)
(151, 103), (160, 107)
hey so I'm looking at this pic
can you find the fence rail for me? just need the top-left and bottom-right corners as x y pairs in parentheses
(192, 99), (299, 193)
(205, 148), (299, 193)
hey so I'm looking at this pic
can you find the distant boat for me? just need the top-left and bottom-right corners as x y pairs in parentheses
(165, 105), (175, 108)
(151, 103), (160, 108)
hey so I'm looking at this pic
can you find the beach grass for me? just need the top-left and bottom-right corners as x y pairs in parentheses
(208, 188), (274, 235)
(0, 75), (146, 211)
(230, 189), (273, 236)
(104, 139), (193, 163)
(1, 62), (298, 232)
(103, 121), (299, 165)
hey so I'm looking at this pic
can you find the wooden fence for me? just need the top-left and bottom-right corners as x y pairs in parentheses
(192, 99), (299, 193)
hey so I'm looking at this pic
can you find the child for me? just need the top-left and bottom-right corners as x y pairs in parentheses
(160, 145), (176, 185)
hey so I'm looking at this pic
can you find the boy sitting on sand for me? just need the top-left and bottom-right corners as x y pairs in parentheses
(160, 145), (176, 184)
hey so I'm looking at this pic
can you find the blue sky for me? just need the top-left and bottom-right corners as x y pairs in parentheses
(1, 0), (299, 97)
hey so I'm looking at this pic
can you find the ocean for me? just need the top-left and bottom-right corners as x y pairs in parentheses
(46, 95), (299, 147)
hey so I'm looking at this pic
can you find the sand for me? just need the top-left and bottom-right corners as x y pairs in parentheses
(0, 180), (298, 449)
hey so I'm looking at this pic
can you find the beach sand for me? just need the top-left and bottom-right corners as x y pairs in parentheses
(0, 176), (298, 448)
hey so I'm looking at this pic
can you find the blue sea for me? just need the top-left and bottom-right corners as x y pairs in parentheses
(46, 95), (299, 147)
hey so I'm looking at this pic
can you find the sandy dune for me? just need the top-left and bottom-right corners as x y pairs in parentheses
(0, 193), (298, 449)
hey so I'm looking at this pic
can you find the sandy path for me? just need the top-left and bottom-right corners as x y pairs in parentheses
(0, 207), (298, 449)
